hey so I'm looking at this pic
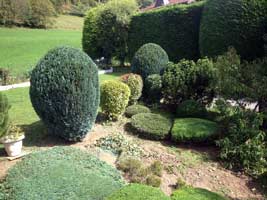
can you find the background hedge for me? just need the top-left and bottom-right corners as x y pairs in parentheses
(128, 1), (205, 62)
(199, 0), (267, 60)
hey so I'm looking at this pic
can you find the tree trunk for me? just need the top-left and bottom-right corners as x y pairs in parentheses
(258, 97), (267, 130)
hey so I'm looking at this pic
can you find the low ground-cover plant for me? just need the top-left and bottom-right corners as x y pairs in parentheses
(171, 118), (219, 143)
(131, 113), (173, 140)
(106, 183), (170, 200)
(125, 104), (151, 118)
(176, 100), (207, 118)
(0, 92), (10, 138)
(100, 80), (130, 120)
(1, 147), (124, 200)
(145, 74), (162, 103)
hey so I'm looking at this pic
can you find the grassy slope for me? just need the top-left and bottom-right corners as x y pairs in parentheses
(52, 15), (84, 30)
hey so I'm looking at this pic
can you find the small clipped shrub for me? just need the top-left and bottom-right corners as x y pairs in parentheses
(171, 187), (227, 200)
(125, 104), (151, 118)
(146, 175), (161, 188)
(145, 74), (162, 103)
(131, 113), (172, 140)
(120, 73), (143, 105)
(30, 46), (100, 142)
(100, 80), (130, 120)
(131, 43), (169, 79)
(176, 100), (207, 118)
(171, 118), (219, 143)
(106, 183), (170, 200)
(0, 93), (10, 138)
(1, 147), (124, 200)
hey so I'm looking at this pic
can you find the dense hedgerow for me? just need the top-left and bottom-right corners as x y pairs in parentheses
(199, 0), (267, 60)
(176, 100), (207, 118)
(0, 93), (10, 138)
(106, 184), (170, 200)
(125, 104), (151, 118)
(30, 46), (100, 142)
(100, 80), (130, 120)
(120, 73), (143, 105)
(171, 118), (219, 143)
(131, 43), (169, 79)
(171, 187), (227, 200)
(1, 147), (124, 200)
(145, 74), (162, 103)
(131, 113), (172, 140)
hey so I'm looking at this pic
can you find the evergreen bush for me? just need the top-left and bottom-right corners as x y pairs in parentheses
(0, 92), (10, 138)
(125, 104), (151, 118)
(176, 100), (207, 118)
(145, 74), (162, 103)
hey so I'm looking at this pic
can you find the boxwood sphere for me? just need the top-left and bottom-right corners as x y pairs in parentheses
(199, 0), (267, 60)
(131, 43), (169, 79)
(30, 46), (100, 141)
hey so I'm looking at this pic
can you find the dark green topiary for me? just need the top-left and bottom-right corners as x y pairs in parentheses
(30, 46), (100, 142)
(171, 187), (228, 200)
(145, 74), (162, 103)
(199, 0), (267, 60)
(171, 118), (219, 143)
(106, 184), (170, 200)
(125, 104), (151, 118)
(1, 147), (124, 200)
(176, 100), (207, 118)
(131, 43), (169, 79)
(131, 113), (172, 140)
(0, 92), (10, 138)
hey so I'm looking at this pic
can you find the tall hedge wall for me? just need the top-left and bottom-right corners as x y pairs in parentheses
(199, 0), (267, 60)
(128, 1), (205, 62)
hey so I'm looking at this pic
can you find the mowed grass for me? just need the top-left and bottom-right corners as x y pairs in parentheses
(52, 15), (84, 30)
(0, 28), (82, 75)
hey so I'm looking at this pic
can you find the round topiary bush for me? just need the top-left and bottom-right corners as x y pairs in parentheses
(106, 183), (170, 200)
(120, 73), (143, 105)
(176, 100), (207, 118)
(171, 118), (219, 143)
(125, 104), (151, 118)
(100, 80), (130, 120)
(131, 43), (169, 79)
(0, 93), (10, 138)
(131, 113), (172, 140)
(199, 0), (267, 60)
(1, 147), (124, 200)
(145, 74), (162, 103)
(171, 187), (227, 200)
(30, 46), (100, 142)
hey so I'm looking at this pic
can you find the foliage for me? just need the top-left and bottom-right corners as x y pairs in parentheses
(125, 104), (151, 118)
(199, 0), (267, 60)
(106, 184), (170, 200)
(0, 124), (24, 143)
(264, 32), (267, 56)
(136, 0), (153, 9)
(30, 46), (100, 142)
(145, 74), (162, 103)
(131, 43), (169, 79)
(130, 113), (172, 140)
(1, 147), (124, 200)
(95, 133), (143, 157)
(100, 80), (130, 120)
(82, 0), (138, 64)
(0, 92), (10, 138)
(120, 73), (143, 105)
(162, 58), (217, 109)
(128, 1), (205, 62)
(171, 187), (227, 200)
(171, 118), (219, 143)
(0, 68), (10, 86)
(176, 100), (207, 118)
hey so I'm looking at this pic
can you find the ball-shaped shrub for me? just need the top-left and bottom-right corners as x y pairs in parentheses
(199, 0), (267, 60)
(0, 93), (10, 138)
(131, 43), (169, 79)
(125, 104), (151, 118)
(131, 113), (172, 140)
(145, 74), (162, 103)
(171, 118), (219, 143)
(176, 100), (207, 118)
(120, 73), (143, 105)
(171, 187), (227, 200)
(100, 80), (130, 120)
(1, 147), (124, 200)
(30, 46), (100, 142)
(106, 184), (170, 200)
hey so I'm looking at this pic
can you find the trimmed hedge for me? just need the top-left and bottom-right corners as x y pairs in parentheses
(199, 0), (267, 60)
(131, 43), (169, 79)
(145, 74), (162, 103)
(1, 147), (124, 200)
(131, 113), (172, 140)
(125, 104), (151, 118)
(171, 118), (219, 143)
(106, 183), (170, 200)
(30, 46), (100, 142)
(176, 100), (207, 118)
(171, 187), (227, 200)
(128, 1), (205, 62)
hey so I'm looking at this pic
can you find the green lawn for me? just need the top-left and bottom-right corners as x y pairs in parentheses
(0, 28), (82, 76)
